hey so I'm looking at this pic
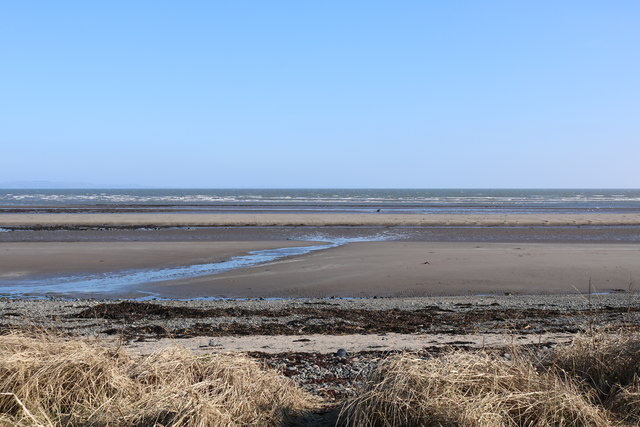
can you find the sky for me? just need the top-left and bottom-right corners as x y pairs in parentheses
(1, 1), (638, 188)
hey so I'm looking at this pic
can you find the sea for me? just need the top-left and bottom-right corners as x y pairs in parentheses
(1, 188), (640, 215)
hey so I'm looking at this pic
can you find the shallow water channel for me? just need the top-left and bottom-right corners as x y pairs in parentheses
(0, 234), (398, 298)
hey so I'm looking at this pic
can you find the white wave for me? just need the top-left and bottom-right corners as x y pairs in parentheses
(2, 190), (640, 206)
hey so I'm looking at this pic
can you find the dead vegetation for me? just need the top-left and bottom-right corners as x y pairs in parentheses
(548, 332), (640, 424)
(338, 331), (640, 426)
(337, 351), (611, 426)
(66, 300), (639, 339)
(2, 331), (640, 426)
(0, 333), (318, 426)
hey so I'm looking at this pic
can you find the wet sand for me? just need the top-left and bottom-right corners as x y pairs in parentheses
(3, 224), (640, 244)
(1, 212), (639, 298)
(0, 241), (317, 279)
(1, 240), (639, 298)
(2, 212), (640, 227)
(139, 242), (640, 298)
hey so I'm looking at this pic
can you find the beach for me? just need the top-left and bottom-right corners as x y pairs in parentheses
(1, 210), (640, 426)
(3, 241), (637, 299)
(1, 213), (640, 298)
(5, 1), (639, 420)
(2, 210), (640, 410)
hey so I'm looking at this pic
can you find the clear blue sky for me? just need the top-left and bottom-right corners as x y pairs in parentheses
(1, 1), (638, 188)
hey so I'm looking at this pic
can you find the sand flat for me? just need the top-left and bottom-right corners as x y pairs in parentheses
(2, 211), (640, 298)
(130, 241), (640, 298)
(2, 212), (640, 226)
(0, 241), (317, 279)
(2, 240), (639, 298)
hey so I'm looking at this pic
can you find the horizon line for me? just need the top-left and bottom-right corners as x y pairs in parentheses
(1, 186), (639, 191)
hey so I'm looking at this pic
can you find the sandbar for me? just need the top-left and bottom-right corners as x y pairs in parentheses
(2, 212), (640, 227)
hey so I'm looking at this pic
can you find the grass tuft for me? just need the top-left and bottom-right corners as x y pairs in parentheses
(548, 331), (640, 422)
(0, 333), (317, 426)
(548, 332), (640, 398)
(3, 330), (640, 426)
(338, 351), (611, 427)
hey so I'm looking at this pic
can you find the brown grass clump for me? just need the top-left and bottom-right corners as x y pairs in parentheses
(549, 332), (640, 400)
(548, 331), (640, 423)
(0, 333), (317, 426)
(607, 377), (640, 424)
(338, 351), (610, 427)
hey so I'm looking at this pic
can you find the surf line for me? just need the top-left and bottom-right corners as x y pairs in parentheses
(0, 234), (396, 297)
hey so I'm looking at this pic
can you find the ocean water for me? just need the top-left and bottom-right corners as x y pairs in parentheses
(1, 188), (640, 214)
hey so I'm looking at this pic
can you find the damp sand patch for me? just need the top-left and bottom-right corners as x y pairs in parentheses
(0, 234), (400, 299)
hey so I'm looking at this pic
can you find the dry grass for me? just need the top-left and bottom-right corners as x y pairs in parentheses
(337, 351), (611, 427)
(549, 331), (640, 399)
(548, 331), (640, 423)
(3, 330), (640, 426)
(339, 332), (640, 426)
(0, 333), (318, 426)
(608, 377), (640, 424)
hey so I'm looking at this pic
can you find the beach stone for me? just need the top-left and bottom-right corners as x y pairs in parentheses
(336, 348), (348, 357)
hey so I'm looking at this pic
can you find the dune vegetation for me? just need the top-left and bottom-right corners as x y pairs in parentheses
(339, 331), (640, 427)
(1, 331), (640, 426)
(0, 333), (318, 426)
